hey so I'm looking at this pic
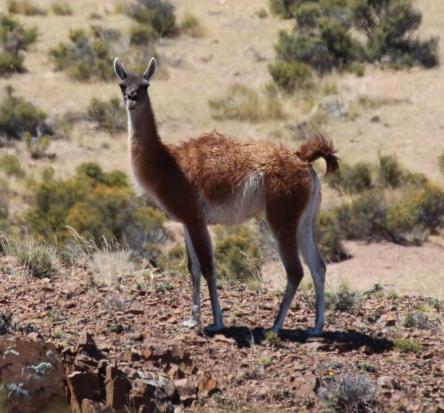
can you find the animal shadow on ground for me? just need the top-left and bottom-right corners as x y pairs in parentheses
(204, 326), (394, 352)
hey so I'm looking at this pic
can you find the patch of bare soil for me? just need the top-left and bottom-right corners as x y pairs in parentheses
(0, 260), (443, 412)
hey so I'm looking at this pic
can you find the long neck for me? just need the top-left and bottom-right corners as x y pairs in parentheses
(128, 98), (160, 148)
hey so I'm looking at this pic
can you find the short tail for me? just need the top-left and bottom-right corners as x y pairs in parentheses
(296, 133), (339, 174)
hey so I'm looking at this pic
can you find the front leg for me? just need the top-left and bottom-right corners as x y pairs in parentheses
(185, 223), (225, 332)
(182, 227), (202, 328)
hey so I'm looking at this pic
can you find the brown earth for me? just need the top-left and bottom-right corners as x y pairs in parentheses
(0, 259), (443, 412)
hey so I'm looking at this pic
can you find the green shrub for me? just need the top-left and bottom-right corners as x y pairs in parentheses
(0, 14), (37, 75)
(270, 0), (438, 85)
(215, 225), (263, 282)
(2, 239), (57, 278)
(24, 162), (168, 249)
(268, 61), (315, 93)
(51, 1), (73, 15)
(334, 191), (388, 241)
(386, 183), (444, 238)
(24, 132), (51, 159)
(394, 338), (422, 353)
(269, 0), (297, 18)
(438, 153), (444, 177)
(326, 283), (362, 313)
(49, 27), (115, 81)
(87, 97), (126, 134)
(0, 154), (24, 177)
(327, 162), (372, 194)
(209, 83), (286, 122)
(130, 24), (156, 46)
(319, 374), (376, 412)
(127, 0), (177, 38)
(7, 0), (46, 16)
(180, 13), (204, 38)
(0, 87), (50, 139)
(352, 0), (439, 68)
(378, 155), (404, 188)
(318, 211), (348, 262)
(403, 312), (429, 329)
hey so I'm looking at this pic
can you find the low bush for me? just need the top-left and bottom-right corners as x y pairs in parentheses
(319, 373), (376, 412)
(327, 162), (372, 194)
(270, 0), (438, 86)
(215, 225), (263, 282)
(438, 153), (444, 177)
(394, 338), (422, 353)
(2, 238), (57, 278)
(51, 1), (73, 16)
(326, 283), (362, 313)
(318, 212), (348, 262)
(49, 27), (115, 81)
(24, 132), (51, 159)
(130, 24), (156, 46)
(268, 61), (315, 93)
(7, 0), (46, 16)
(209, 84), (286, 122)
(403, 311), (429, 329)
(0, 13), (37, 75)
(126, 0), (177, 38)
(87, 97), (126, 134)
(24, 163), (168, 250)
(0, 154), (24, 177)
(0, 86), (50, 139)
(180, 13), (204, 38)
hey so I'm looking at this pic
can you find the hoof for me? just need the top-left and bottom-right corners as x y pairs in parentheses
(204, 323), (225, 334)
(306, 327), (323, 337)
(182, 319), (199, 329)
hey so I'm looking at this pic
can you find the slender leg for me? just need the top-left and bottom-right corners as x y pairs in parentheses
(298, 225), (326, 335)
(182, 226), (201, 328)
(298, 171), (326, 336)
(185, 223), (225, 331)
(271, 229), (304, 334)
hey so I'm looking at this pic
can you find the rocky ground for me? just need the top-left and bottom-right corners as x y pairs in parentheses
(0, 258), (443, 412)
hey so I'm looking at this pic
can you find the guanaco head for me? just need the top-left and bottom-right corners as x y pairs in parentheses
(113, 57), (156, 111)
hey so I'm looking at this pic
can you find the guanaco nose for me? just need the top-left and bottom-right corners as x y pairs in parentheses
(127, 90), (138, 101)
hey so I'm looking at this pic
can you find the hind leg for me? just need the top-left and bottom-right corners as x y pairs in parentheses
(298, 225), (326, 335)
(270, 227), (305, 334)
(298, 173), (326, 336)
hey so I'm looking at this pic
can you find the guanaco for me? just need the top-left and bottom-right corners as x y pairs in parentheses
(114, 57), (338, 335)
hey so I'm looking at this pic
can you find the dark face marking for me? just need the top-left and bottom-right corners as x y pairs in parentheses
(114, 57), (157, 111)
(118, 74), (149, 109)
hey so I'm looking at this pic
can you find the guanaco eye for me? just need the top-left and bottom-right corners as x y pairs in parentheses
(119, 84), (126, 92)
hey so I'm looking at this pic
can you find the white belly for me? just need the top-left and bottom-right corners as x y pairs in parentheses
(202, 173), (266, 225)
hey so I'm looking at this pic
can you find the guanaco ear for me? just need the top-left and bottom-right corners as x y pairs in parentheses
(143, 57), (156, 82)
(113, 57), (127, 80)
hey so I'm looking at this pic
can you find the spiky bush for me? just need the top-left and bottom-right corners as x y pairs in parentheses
(319, 373), (376, 412)
(126, 0), (177, 38)
(49, 27), (115, 81)
(87, 97), (126, 134)
(0, 154), (24, 177)
(51, 1), (73, 16)
(327, 162), (372, 194)
(318, 211), (348, 262)
(0, 86), (50, 139)
(270, 0), (438, 86)
(7, 0), (46, 16)
(24, 163), (168, 249)
(2, 238), (57, 278)
(215, 225), (263, 282)
(0, 13), (37, 75)
(209, 84), (286, 122)
(268, 61), (315, 93)
(326, 283), (362, 313)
